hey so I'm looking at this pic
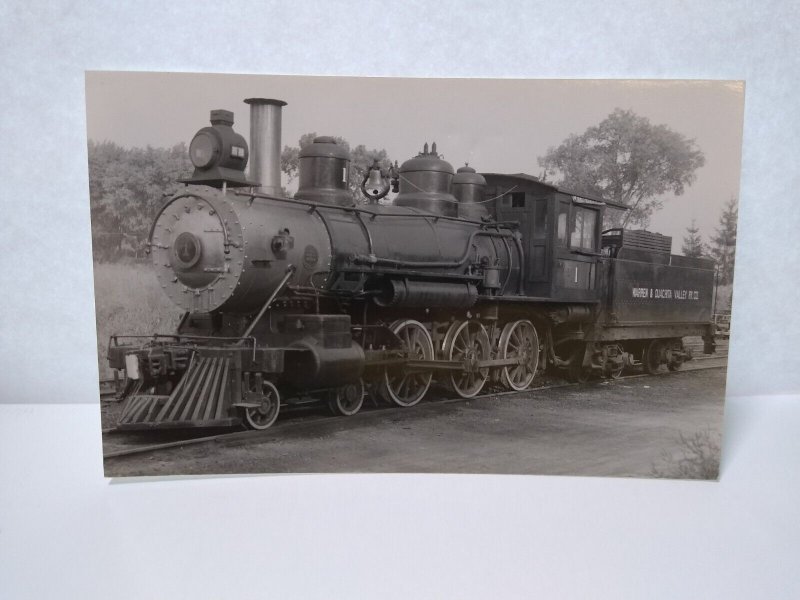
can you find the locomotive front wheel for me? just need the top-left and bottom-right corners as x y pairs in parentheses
(242, 377), (281, 430)
(383, 320), (434, 407)
(643, 340), (664, 375)
(445, 320), (491, 398)
(329, 380), (366, 416)
(498, 320), (539, 391)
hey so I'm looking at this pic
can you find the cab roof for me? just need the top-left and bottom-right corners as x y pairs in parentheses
(482, 172), (629, 211)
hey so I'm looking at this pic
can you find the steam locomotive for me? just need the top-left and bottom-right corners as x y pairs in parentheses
(108, 98), (716, 430)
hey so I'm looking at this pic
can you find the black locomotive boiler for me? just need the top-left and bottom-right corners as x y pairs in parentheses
(108, 98), (716, 430)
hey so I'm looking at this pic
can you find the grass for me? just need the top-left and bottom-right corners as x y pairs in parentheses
(651, 428), (722, 480)
(92, 262), (182, 379)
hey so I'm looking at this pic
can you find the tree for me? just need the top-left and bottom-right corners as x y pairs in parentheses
(281, 133), (392, 203)
(88, 140), (191, 261)
(681, 219), (707, 257)
(539, 109), (705, 228)
(709, 197), (738, 285)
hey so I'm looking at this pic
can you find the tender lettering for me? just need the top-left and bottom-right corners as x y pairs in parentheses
(631, 287), (700, 300)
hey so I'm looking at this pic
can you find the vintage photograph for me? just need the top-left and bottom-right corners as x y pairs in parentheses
(87, 73), (743, 479)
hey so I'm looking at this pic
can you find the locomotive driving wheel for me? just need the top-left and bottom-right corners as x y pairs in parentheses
(444, 320), (491, 398)
(383, 319), (434, 407)
(498, 320), (539, 391)
(241, 375), (281, 430)
(328, 380), (365, 416)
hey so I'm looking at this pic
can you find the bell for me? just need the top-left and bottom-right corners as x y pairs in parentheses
(359, 159), (390, 202)
(365, 166), (384, 195)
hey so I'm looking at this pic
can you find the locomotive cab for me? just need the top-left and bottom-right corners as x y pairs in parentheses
(486, 173), (608, 302)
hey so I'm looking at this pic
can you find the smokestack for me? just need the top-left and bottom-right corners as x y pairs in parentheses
(244, 98), (287, 195)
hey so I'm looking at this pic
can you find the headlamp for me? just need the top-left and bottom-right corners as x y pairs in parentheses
(189, 132), (220, 169)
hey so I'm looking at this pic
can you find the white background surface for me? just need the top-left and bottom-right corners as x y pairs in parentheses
(2, 398), (799, 599)
(1, 1), (799, 598)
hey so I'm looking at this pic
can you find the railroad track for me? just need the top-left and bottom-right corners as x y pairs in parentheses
(102, 359), (728, 461)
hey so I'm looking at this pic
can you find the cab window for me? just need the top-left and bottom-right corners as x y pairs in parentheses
(570, 206), (598, 251)
(506, 192), (526, 208)
(556, 202), (570, 247)
(533, 198), (548, 237)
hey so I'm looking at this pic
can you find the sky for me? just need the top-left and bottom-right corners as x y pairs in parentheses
(85, 72), (744, 247)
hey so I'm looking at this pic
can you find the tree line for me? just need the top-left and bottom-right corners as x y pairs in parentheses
(89, 141), (193, 261)
(681, 198), (738, 285)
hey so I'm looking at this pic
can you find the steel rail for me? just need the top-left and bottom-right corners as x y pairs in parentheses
(102, 361), (728, 461)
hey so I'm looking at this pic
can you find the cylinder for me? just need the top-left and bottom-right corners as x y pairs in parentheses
(244, 98), (286, 195)
(283, 341), (365, 387)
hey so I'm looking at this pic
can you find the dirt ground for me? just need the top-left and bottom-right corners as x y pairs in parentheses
(103, 363), (727, 479)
